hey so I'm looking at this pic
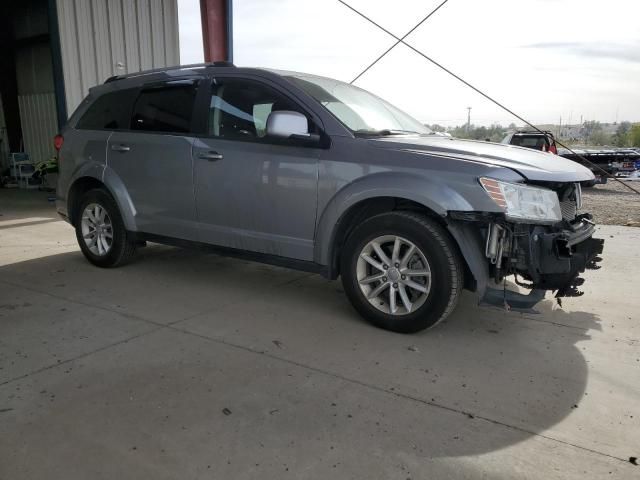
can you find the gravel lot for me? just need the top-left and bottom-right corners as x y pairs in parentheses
(582, 180), (640, 226)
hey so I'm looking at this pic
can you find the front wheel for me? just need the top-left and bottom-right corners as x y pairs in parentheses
(75, 188), (137, 267)
(340, 212), (464, 333)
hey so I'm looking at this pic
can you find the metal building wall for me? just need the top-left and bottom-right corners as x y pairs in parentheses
(13, 0), (58, 164)
(0, 95), (9, 169)
(17, 93), (58, 164)
(56, 0), (180, 116)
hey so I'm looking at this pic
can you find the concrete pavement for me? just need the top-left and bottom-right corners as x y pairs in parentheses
(1, 189), (638, 479)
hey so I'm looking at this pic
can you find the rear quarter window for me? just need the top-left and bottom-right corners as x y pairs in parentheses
(511, 135), (547, 148)
(130, 85), (197, 133)
(76, 89), (137, 130)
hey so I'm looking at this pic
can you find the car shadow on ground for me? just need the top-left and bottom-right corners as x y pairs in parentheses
(1, 245), (599, 462)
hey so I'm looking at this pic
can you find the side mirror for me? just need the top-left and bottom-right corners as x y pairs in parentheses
(266, 110), (320, 144)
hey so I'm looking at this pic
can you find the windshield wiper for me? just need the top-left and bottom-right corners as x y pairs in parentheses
(354, 129), (420, 137)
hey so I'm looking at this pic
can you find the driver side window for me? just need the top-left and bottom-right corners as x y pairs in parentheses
(208, 78), (312, 142)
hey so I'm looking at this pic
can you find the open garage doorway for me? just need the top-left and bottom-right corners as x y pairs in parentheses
(0, 0), (64, 185)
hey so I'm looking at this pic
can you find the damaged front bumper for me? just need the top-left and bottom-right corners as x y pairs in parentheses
(448, 213), (604, 311)
(524, 215), (604, 297)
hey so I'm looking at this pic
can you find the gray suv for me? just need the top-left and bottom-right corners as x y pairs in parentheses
(56, 63), (603, 333)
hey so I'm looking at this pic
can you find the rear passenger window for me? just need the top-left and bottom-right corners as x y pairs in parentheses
(131, 85), (197, 133)
(76, 89), (137, 130)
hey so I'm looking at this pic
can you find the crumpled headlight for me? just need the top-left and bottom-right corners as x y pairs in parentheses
(479, 177), (562, 223)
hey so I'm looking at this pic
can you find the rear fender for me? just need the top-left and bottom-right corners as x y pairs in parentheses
(59, 161), (105, 221)
(101, 166), (138, 230)
(64, 163), (137, 231)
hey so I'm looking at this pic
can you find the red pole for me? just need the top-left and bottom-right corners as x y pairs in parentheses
(200, 0), (228, 62)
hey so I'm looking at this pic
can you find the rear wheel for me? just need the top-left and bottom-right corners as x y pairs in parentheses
(75, 188), (137, 267)
(341, 212), (463, 333)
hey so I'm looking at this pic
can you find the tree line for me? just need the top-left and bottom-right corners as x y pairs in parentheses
(581, 121), (640, 148)
(428, 121), (640, 147)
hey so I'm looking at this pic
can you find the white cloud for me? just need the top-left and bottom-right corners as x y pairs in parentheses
(179, 0), (640, 126)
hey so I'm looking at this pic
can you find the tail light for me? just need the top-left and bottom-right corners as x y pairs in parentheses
(54, 134), (64, 151)
(549, 144), (558, 155)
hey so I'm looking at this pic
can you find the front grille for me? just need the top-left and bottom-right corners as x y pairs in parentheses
(560, 200), (577, 221)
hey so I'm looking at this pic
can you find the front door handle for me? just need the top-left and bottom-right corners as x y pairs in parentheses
(198, 151), (223, 161)
(111, 144), (130, 153)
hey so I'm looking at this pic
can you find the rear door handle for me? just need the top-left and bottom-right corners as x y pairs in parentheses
(198, 151), (223, 161)
(111, 144), (130, 152)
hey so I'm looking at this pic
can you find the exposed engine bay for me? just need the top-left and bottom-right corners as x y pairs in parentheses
(449, 182), (604, 310)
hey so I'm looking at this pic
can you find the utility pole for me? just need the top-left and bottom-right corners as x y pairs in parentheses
(559, 116), (562, 139)
(466, 107), (472, 133)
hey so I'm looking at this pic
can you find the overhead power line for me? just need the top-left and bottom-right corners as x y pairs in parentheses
(349, 0), (449, 84)
(337, 0), (640, 195)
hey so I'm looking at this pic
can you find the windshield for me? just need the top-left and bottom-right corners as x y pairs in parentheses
(284, 74), (431, 136)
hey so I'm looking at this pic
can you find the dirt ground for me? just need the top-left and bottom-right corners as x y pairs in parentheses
(581, 180), (640, 226)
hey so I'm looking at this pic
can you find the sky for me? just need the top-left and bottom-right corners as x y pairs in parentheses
(178, 0), (640, 127)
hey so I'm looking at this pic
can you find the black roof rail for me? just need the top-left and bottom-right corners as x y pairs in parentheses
(104, 61), (235, 83)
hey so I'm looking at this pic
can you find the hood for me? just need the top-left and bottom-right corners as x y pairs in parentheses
(370, 135), (595, 182)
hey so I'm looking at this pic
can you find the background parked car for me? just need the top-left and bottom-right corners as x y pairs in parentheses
(501, 130), (558, 154)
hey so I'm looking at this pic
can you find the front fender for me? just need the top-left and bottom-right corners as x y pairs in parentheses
(314, 172), (483, 266)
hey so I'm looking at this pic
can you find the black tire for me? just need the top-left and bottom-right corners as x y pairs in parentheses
(340, 211), (463, 333)
(74, 188), (137, 268)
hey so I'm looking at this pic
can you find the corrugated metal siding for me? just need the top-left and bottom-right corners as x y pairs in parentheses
(56, 0), (180, 116)
(15, 43), (55, 95)
(12, 0), (49, 40)
(15, 41), (58, 164)
(0, 95), (10, 170)
(163, 0), (179, 62)
(18, 93), (58, 163)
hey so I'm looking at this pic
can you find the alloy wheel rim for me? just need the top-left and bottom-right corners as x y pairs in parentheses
(356, 235), (431, 316)
(81, 203), (113, 256)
